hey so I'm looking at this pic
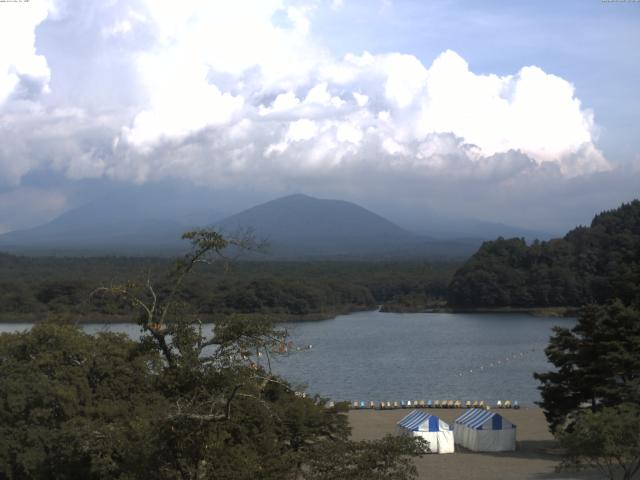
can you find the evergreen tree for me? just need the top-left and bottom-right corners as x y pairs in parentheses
(535, 301), (640, 432)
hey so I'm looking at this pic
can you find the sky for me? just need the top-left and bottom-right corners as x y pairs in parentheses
(0, 0), (638, 235)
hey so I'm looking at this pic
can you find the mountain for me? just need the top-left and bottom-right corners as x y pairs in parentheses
(0, 191), (482, 259)
(218, 194), (409, 242)
(216, 194), (479, 259)
(387, 208), (555, 242)
(447, 220), (553, 242)
(448, 199), (640, 308)
(0, 186), (224, 255)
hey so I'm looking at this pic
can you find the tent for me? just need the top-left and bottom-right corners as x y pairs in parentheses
(396, 410), (454, 454)
(453, 409), (516, 452)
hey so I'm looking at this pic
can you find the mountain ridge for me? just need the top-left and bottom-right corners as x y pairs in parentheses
(0, 191), (535, 259)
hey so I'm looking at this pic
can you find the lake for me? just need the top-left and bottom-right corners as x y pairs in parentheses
(0, 310), (574, 405)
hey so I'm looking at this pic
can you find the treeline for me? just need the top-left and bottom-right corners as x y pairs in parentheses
(448, 200), (640, 308)
(0, 254), (457, 321)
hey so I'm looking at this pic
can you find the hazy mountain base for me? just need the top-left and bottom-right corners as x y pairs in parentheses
(0, 238), (535, 262)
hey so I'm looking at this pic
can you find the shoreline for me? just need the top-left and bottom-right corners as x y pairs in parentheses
(0, 305), (578, 324)
(381, 305), (580, 318)
(0, 305), (377, 325)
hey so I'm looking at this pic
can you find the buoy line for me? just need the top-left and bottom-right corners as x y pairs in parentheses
(456, 347), (539, 377)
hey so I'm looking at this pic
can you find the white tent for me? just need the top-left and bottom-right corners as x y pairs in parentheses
(396, 410), (454, 454)
(453, 409), (516, 452)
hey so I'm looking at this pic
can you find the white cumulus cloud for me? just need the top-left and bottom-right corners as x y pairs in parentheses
(0, 0), (54, 106)
(0, 0), (612, 194)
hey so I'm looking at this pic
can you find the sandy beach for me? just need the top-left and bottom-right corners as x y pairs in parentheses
(349, 407), (603, 480)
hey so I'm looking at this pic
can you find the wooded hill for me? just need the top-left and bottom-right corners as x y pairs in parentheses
(448, 200), (640, 308)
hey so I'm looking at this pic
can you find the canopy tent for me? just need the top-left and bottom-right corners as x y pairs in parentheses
(396, 410), (454, 454)
(454, 409), (516, 452)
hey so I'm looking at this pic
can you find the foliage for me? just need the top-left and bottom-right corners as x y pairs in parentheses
(558, 403), (640, 480)
(305, 435), (429, 480)
(0, 323), (166, 480)
(534, 301), (640, 432)
(0, 253), (457, 321)
(449, 200), (640, 308)
(0, 229), (427, 480)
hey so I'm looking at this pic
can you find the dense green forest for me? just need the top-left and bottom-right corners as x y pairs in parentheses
(0, 254), (457, 322)
(449, 200), (640, 308)
(0, 231), (427, 479)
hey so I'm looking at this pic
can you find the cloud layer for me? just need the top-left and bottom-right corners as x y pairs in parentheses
(0, 0), (631, 233)
(0, 1), (609, 184)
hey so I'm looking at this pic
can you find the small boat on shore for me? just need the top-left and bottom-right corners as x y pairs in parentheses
(346, 399), (523, 410)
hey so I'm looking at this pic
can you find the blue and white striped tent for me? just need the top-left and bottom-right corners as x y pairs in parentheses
(396, 410), (454, 454)
(454, 409), (516, 451)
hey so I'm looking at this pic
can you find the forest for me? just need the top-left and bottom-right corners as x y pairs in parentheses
(448, 200), (640, 309)
(0, 254), (457, 322)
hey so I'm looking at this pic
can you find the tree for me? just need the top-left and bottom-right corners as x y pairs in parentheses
(1, 229), (428, 479)
(448, 199), (640, 309)
(305, 435), (428, 480)
(534, 301), (640, 433)
(0, 323), (166, 479)
(535, 302), (640, 479)
(558, 403), (640, 480)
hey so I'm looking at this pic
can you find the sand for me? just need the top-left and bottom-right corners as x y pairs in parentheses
(348, 407), (604, 480)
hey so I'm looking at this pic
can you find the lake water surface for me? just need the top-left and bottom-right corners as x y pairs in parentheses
(0, 310), (574, 405)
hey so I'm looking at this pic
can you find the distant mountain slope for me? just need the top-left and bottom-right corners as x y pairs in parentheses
(0, 191), (482, 259)
(458, 221), (553, 242)
(448, 200), (640, 308)
(389, 208), (554, 242)
(0, 186), (223, 255)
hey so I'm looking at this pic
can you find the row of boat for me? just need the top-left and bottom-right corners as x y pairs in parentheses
(347, 399), (520, 410)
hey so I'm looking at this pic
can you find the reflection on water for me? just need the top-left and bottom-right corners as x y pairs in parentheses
(0, 311), (574, 404)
